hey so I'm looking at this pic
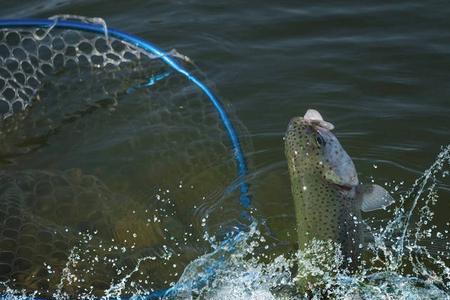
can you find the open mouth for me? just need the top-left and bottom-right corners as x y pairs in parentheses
(333, 183), (353, 191)
(323, 177), (354, 191)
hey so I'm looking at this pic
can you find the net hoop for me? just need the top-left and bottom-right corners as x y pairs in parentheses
(0, 17), (251, 299)
(0, 18), (250, 208)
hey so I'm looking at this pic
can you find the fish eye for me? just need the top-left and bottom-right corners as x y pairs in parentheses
(316, 134), (326, 147)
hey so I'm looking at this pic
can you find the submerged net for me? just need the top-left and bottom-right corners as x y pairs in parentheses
(0, 17), (251, 298)
(0, 20), (159, 118)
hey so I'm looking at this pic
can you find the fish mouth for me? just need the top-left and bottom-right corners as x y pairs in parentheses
(332, 183), (354, 191)
(322, 176), (355, 192)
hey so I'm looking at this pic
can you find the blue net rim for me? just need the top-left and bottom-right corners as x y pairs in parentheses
(0, 18), (252, 299)
(0, 18), (250, 207)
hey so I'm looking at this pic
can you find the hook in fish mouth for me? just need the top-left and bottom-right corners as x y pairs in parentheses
(304, 109), (335, 131)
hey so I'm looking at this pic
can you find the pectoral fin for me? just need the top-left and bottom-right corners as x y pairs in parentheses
(357, 184), (394, 212)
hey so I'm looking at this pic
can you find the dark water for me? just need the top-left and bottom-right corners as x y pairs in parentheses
(0, 0), (450, 298)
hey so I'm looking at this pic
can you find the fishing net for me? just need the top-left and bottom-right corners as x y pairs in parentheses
(0, 16), (251, 298)
(0, 18), (157, 118)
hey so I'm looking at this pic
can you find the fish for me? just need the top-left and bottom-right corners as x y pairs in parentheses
(284, 109), (394, 268)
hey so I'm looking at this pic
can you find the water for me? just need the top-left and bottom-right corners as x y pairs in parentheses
(0, 1), (450, 299)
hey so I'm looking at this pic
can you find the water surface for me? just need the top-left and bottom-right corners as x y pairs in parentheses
(0, 1), (449, 299)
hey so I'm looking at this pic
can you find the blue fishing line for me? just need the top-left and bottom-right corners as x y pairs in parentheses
(0, 18), (252, 299)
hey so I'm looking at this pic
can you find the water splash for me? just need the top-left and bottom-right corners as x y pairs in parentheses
(2, 146), (450, 299)
(162, 145), (450, 299)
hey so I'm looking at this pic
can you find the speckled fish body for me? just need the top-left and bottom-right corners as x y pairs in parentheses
(284, 109), (393, 266)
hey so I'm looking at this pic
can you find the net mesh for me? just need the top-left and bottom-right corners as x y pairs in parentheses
(0, 19), (251, 297)
(0, 25), (156, 118)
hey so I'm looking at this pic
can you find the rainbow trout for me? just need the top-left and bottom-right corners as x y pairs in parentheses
(285, 109), (394, 267)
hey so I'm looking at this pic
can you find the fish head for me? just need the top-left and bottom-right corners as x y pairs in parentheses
(284, 109), (359, 189)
